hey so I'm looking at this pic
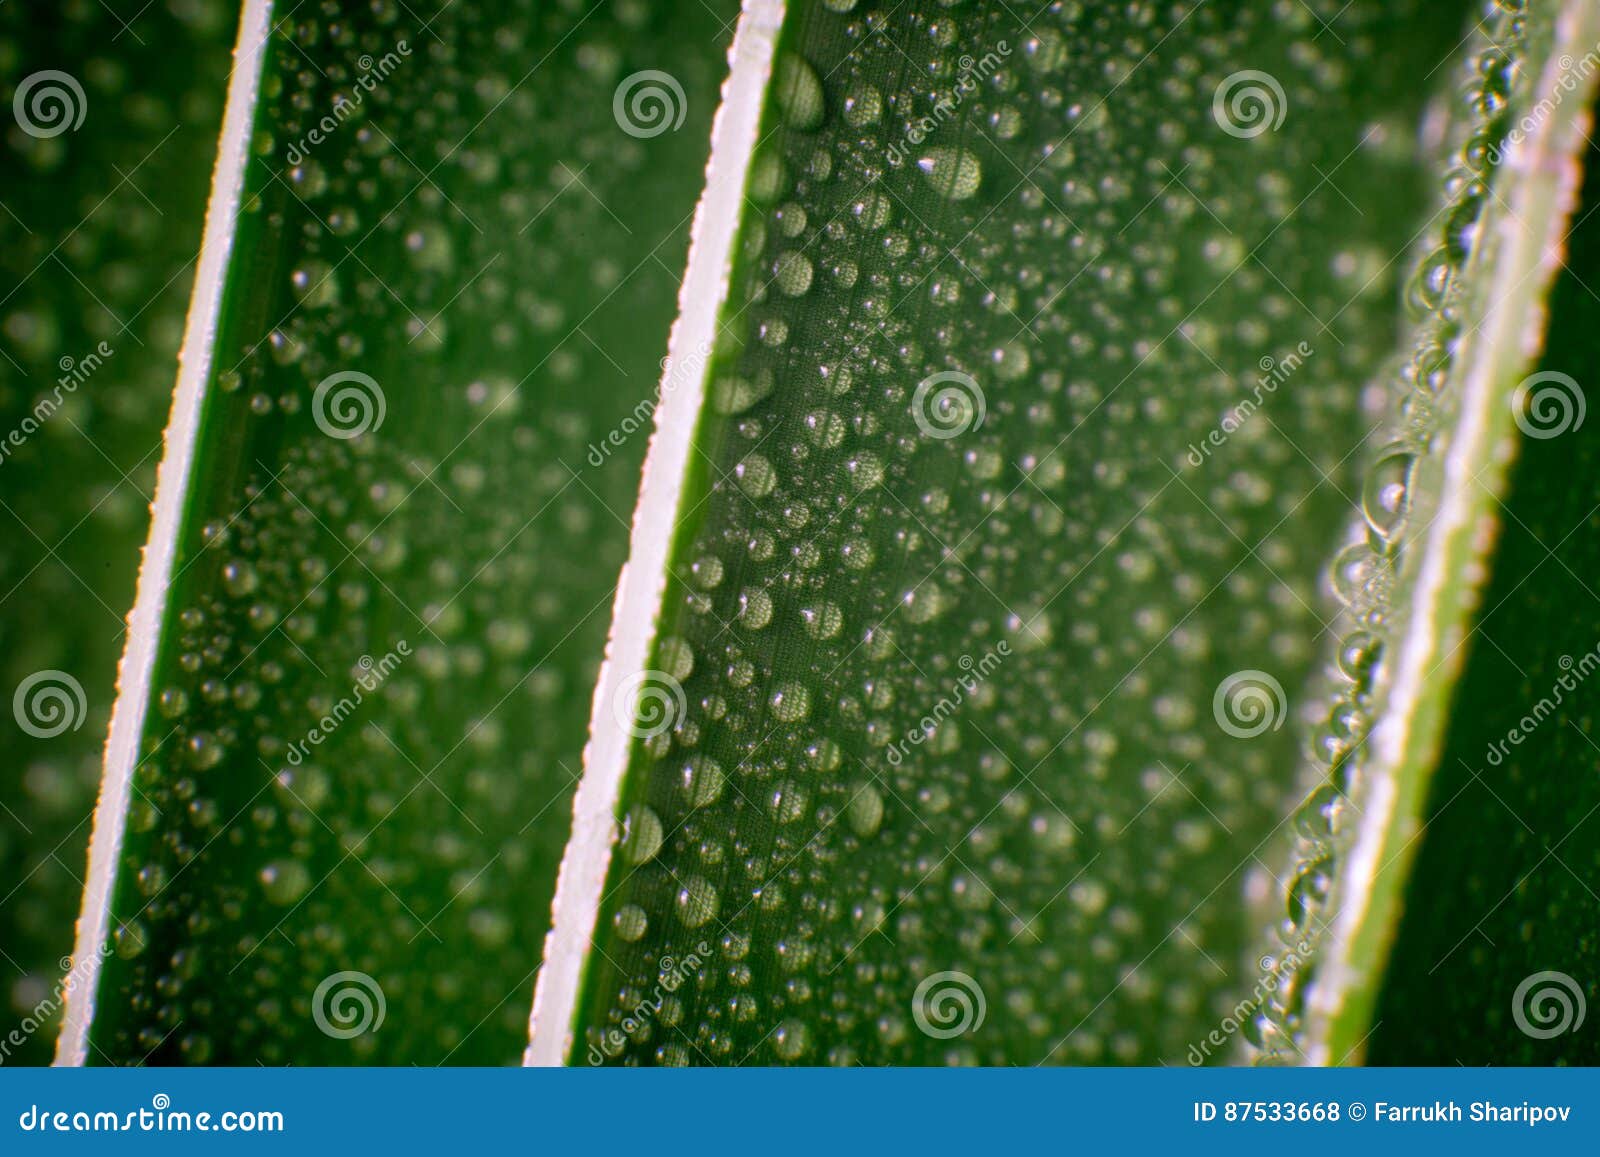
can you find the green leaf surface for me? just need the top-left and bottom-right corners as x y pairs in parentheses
(532, 0), (1484, 1066)
(31, 0), (1600, 1070)
(1364, 95), (1600, 1067)
(0, 3), (236, 1065)
(1286, 0), (1600, 1064)
(65, 0), (737, 1065)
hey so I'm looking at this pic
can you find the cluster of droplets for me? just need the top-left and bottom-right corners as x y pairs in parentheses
(1248, 0), (1529, 1064)
(103, 441), (544, 1064)
(577, 0), (1450, 1065)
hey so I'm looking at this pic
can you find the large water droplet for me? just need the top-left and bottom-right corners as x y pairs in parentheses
(917, 147), (982, 201)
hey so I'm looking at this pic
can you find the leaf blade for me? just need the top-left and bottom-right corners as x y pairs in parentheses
(528, 0), (787, 1067)
(1287, 0), (1600, 1064)
(69, 0), (739, 1065)
(60, 0), (275, 1066)
(0, 3), (237, 1064)
(543, 0), (1482, 1066)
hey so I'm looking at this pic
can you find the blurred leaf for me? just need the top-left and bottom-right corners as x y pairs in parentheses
(1361, 57), (1600, 1067)
(1291, 1), (1600, 1065)
(0, 1), (236, 1065)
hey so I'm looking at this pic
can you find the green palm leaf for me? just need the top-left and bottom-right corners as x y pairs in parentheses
(13, 0), (1594, 1068)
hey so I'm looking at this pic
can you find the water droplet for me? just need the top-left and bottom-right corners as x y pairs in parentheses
(848, 784), (884, 837)
(735, 453), (777, 498)
(680, 755), (725, 807)
(259, 859), (312, 906)
(614, 903), (649, 942)
(917, 147), (982, 201)
(774, 54), (825, 131)
(622, 805), (664, 865)
(675, 877), (720, 928)
(1361, 445), (1415, 550)
(774, 251), (814, 297)
(770, 681), (811, 722)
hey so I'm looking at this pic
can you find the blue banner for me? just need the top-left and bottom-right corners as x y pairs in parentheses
(0, 1068), (1594, 1154)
